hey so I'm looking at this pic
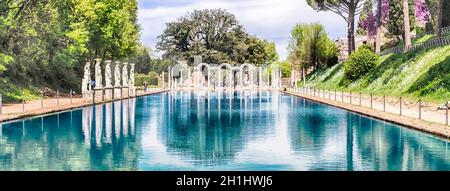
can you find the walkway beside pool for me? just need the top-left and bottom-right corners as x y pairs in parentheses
(0, 88), (168, 123)
(285, 89), (450, 138)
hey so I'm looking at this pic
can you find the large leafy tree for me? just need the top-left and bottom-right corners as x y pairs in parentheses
(306, 0), (364, 55)
(156, 9), (278, 65)
(288, 23), (338, 72)
(0, 0), (142, 101)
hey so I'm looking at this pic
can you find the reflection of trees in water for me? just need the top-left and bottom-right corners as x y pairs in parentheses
(0, 98), (139, 170)
(288, 99), (348, 170)
(353, 113), (450, 171)
(288, 96), (450, 171)
(160, 91), (271, 165)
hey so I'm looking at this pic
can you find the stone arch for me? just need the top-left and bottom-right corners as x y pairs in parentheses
(218, 63), (232, 88)
(240, 63), (254, 87)
(195, 63), (210, 88)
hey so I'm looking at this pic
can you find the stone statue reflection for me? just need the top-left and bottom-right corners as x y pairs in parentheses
(129, 98), (136, 136)
(114, 100), (121, 139)
(95, 104), (103, 147)
(82, 106), (93, 147)
(122, 99), (129, 137)
(105, 102), (112, 143)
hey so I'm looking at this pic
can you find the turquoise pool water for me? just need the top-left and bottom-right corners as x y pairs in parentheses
(0, 90), (449, 171)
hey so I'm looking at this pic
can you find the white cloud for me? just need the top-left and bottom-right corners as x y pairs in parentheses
(138, 0), (348, 60)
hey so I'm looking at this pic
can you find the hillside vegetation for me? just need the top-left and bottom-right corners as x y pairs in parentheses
(300, 44), (450, 103)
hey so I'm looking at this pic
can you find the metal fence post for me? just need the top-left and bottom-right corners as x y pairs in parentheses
(57, 89), (60, 106)
(446, 100), (448, 126)
(418, 98), (421, 119)
(341, 90), (344, 102)
(399, 97), (402, 115)
(22, 99), (25, 112)
(314, 87), (316, 97)
(350, 91), (352, 104)
(335, 89), (336, 101)
(0, 94), (2, 115)
(359, 92), (362, 106)
(370, 94), (372, 109)
(70, 89), (73, 104)
(41, 93), (44, 109)
(383, 95), (386, 112)
(328, 89), (331, 100)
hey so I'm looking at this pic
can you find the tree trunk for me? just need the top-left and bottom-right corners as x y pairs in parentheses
(403, 0), (412, 48)
(436, 0), (444, 37)
(348, 7), (356, 54)
(375, 0), (382, 53)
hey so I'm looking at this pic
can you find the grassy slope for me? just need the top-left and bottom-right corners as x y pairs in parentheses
(301, 44), (450, 102)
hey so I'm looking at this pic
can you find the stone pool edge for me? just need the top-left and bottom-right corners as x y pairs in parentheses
(0, 90), (169, 123)
(283, 90), (450, 139)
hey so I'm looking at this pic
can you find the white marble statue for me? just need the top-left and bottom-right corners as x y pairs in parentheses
(122, 62), (129, 86)
(129, 63), (135, 87)
(105, 60), (112, 88)
(94, 58), (102, 88)
(82, 61), (91, 92)
(114, 61), (121, 87)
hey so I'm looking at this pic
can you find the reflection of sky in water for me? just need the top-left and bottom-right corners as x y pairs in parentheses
(0, 91), (449, 171)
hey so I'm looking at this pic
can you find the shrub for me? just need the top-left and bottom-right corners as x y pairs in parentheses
(344, 45), (378, 80)
(135, 71), (159, 86)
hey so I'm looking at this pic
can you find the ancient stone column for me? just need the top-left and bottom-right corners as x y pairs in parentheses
(168, 66), (171, 89)
(162, 71), (165, 88)
(207, 68), (210, 89)
(94, 58), (103, 102)
(94, 59), (103, 89)
(129, 63), (136, 97)
(122, 62), (129, 98)
(104, 60), (113, 100)
(229, 69), (232, 89)
(114, 61), (122, 99)
(258, 67), (262, 88)
(82, 61), (91, 100)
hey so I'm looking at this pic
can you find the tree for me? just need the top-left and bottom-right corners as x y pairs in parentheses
(288, 23), (338, 72)
(357, 0), (375, 37)
(0, 0), (142, 102)
(403, 0), (412, 47)
(375, 0), (382, 53)
(386, 0), (415, 43)
(157, 9), (278, 65)
(307, 0), (364, 55)
(436, 0), (443, 37)
(425, 0), (449, 33)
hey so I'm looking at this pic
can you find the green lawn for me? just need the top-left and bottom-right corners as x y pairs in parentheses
(299, 45), (450, 103)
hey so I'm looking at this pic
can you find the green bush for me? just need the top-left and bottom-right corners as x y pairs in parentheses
(344, 45), (378, 80)
(135, 71), (159, 86)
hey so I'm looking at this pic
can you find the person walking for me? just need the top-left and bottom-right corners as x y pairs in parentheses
(143, 81), (148, 92)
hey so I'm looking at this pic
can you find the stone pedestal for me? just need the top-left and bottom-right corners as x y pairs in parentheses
(82, 91), (92, 101)
(94, 88), (104, 102)
(122, 87), (129, 98)
(114, 87), (122, 99)
(104, 87), (113, 100)
(129, 86), (136, 97)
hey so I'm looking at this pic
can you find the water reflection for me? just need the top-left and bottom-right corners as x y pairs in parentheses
(0, 98), (137, 170)
(0, 91), (449, 170)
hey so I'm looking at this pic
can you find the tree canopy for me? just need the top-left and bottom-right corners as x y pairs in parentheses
(0, 0), (143, 101)
(156, 9), (278, 66)
(288, 23), (338, 72)
(307, 0), (364, 55)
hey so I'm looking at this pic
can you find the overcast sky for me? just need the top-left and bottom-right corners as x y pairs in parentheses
(137, 0), (348, 60)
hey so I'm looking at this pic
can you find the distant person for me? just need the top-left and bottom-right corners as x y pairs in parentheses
(143, 81), (148, 92)
(90, 80), (95, 90)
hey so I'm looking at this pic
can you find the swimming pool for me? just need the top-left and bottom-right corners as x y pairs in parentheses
(0, 90), (449, 170)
